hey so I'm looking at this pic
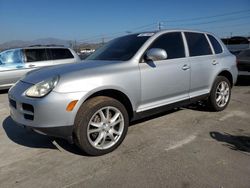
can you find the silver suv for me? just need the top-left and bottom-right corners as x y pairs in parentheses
(0, 46), (80, 89)
(8, 30), (238, 155)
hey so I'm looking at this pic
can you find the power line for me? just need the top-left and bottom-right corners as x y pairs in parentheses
(78, 23), (156, 43)
(195, 21), (250, 30)
(162, 9), (250, 23)
(78, 9), (250, 44)
(168, 14), (250, 27)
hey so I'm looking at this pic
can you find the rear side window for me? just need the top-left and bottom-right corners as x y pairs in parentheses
(207, 34), (223, 54)
(48, 48), (74, 60)
(185, 32), (212, 57)
(149, 32), (185, 59)
(25, 49), (48, 62)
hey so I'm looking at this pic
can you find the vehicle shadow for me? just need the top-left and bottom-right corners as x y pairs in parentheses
(2, 116), (87, 156)
(185, 101), (211, 112)
(210, 131), (250, 153)
(2, 116), (56, 149)
(3, 109), (183, 156)
(0, 89), (8, 94)
(130, 108), (181, 126)
(236, 76), (250, 86)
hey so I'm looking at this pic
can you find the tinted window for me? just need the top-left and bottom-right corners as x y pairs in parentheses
(238, 49), (250, 60)
(185, 32), (212, 57)
(149, 32), (185, 59)
(25, 49), (47, 62)
(0, 49), (23, 64)
(87, 34), (151, 61)
(49, 48), (74, 60)
(222, 37), (249, 45)
(208, 34), (223, 54)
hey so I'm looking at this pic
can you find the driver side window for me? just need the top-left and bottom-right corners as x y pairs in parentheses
(149, 32), (185, 60)
(0, 49), (23, 65)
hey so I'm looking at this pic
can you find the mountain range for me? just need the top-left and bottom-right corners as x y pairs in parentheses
(0, 38), (73, 50)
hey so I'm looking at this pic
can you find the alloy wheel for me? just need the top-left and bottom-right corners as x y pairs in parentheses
(87, 106), (124, 150)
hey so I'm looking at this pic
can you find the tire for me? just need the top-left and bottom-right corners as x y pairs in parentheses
(207, 76), (231, 111)
(74, 96), (129, 156)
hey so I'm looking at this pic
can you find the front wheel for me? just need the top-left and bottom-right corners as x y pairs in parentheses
(74, 96), (129, 156)
(207, 76), (231, 111)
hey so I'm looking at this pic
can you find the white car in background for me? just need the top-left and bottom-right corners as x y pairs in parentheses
(0, 46), (80, 89)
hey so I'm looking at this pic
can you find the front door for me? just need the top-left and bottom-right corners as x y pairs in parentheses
(0, 49), (28, 87)
(138, 32), (190, 112)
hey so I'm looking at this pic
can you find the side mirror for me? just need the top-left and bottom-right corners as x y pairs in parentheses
(145, 48), (167, 61)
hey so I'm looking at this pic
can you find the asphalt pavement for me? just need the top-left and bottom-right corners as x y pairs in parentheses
(0, 77), (249, 188)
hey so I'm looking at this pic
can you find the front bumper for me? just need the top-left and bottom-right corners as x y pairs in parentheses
(8, 81), (86, 139)
(12, 120), (74, 141)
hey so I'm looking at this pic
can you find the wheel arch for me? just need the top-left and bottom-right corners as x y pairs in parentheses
(80, 89), (135, 121)
(216, 70), (233, 87)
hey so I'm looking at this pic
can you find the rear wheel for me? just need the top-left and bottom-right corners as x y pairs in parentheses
(74, 96), (129, 156)
(207, 76), (231, 111)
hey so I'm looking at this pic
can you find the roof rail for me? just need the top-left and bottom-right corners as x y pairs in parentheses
(29, 45), (43, 47)
(28, 44), (65, 47)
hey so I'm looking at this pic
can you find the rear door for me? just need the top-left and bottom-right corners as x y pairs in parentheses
(47, 48), (75, 65)
(24, 48), (53, 68)
(138, 32), (190, 112)
(184, 32), (215, 98)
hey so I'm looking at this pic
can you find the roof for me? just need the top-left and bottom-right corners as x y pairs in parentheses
(1, 46), (71, 52)
(131, 29), (216, 38)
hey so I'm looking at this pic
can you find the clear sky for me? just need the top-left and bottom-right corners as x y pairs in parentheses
(0, 0), (250, 43)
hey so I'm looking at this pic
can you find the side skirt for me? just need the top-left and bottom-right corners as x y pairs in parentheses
(131, 94), (209, 121)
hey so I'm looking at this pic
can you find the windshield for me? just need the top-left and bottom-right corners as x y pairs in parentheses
(86, 34), (152, 61)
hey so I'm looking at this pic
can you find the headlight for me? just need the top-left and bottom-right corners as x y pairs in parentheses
(25, 76), (59, 98)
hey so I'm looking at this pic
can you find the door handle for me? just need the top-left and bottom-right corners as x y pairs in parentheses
(182, 64), (190, 70)
(212, 60), (218, 65)
(29, 64), (36, 68)
(16, 65), (24, 69)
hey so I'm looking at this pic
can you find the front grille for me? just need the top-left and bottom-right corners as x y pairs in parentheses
(24, 114), (34, 120)
(9, 99), (16, 109)
(22, 103), (34, 121)
(22, 103), (34, 113)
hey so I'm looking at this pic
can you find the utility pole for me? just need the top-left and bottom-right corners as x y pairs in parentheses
(69, 41), (73, 49)
(74, 40), (77, 52)
(102, 37), (105, 45)
(158, 22), (163, 31)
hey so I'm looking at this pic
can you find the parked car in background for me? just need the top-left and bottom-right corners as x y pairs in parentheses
(8, 30), (238, 156)
(78, 52), (93, 60)
(236, 49), (250, 76)
(230, 50), (242, 56)
(0, 46), (80, 89)
(78, 49), (96, 60)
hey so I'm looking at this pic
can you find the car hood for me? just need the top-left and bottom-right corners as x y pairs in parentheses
(21, 60), (123, 84)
